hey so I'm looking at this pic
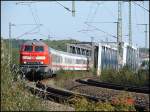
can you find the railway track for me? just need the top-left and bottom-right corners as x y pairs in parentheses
(25, 81), (101, 103)
(76, 79), (149, 94)
(24, 79), (148, 111)
(11, 64), (148, 110)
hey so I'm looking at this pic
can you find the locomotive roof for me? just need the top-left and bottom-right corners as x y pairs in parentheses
(23, 40), (47, 46)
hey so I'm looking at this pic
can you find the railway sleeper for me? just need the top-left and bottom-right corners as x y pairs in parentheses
(76, 79), (149, 94)
(87, 79), (149, 94)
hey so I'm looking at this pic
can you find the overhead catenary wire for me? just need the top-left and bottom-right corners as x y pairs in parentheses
(15, 1), (56, 40)
(15, 25), (42, 39)
(33, 4), (41, 24)
(28, 5), (38, 24)
(85, 23), (117, 38)
(55, 1), (71, 12)
(85, 1), (105, 39)
(90, 2), (101, 22)
(133, 1), (149, 13)
(29, 3), (53, 39)
(86, 3), (94, 23)
(134, 3), (140, 32)
(105, 2), (117, 20)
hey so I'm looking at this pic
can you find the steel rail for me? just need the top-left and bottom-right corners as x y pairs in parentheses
(76, 79), (149, 94)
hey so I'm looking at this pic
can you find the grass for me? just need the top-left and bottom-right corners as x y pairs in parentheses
(54, 69), (93, 87)
(1, 39), (48, 111)
(100, 66), (149, 87)
(55, 69), (93, 87)
(1, 38), (148, 111)
(69, 92), (136, 111)
(56, 69), (92, 79)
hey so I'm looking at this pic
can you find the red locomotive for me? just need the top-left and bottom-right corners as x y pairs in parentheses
(20, 39), (89, 78)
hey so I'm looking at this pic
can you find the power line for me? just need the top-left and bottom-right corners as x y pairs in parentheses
(133, 2), (149, 13)
(85, 2), (105, 37)
(55, 1), (71, 12)
(86, 3), (94, 22)
(87, 2), (105, 23)
(33, 4), (41, 24)
(85, 21), (118, 24)
(85, 23), (117, 38)
(28, 5), (38, 24)
(15, 24), (42, 39)
(134, 3), (140, 32)
(16, 2), (42, 35)
(90, 2), (102, 22)
(137, 24), (148, 48)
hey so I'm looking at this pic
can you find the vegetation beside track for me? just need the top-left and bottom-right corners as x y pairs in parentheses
(100, 66), (149, 87)
(54, 69), (93, 87)
(1, 39), (48, 111)
(69, 92), (136, 111)
(3, 38), (79, 52)
(2, 38), (149, 111)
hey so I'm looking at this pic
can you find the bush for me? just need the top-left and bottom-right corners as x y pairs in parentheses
(54, 69), (93, 87)
(1, 39), (47, 111)
(111, 92), (136, 111)
(69, 96), (114, 111)
(55, 69), (84, 80)
(100, 69), (118, 83)
(136, 69), (149, 87)
(94, 102), (115, 111)
(100, 66), (149, 87)
(69, 94), (135, 111)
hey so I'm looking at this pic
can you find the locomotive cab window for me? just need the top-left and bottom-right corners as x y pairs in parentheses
(35, 46), (44, 52)
(24, 46), (33, 52)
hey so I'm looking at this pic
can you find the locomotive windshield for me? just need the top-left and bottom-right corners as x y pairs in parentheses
(24, 45), (33, 52)
(35, 46), (44, 52)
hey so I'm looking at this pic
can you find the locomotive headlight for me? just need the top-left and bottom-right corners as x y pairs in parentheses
(22, 56), (32, 60)
(24, 61), (27, 64)
(36, 56), (46, 60)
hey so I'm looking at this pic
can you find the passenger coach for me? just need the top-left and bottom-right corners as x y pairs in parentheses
(20, 40), (89, 78)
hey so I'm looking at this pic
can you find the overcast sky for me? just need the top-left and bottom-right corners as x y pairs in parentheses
(1, 1), (149, 48)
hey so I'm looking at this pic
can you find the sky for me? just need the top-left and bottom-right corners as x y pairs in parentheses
(1, 1), (149, 48)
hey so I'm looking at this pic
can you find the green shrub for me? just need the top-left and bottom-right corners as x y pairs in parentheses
(94, 102), (115, 111)
(100, 69), (118, 83)
(55, 69), (92, 79)
(1, 39), (48, 111)
(136, 69), (149, 87)
(100, 66), (149, 87)
(70, 96), (90, 111)
(111, 92), (136, 111)
(69, 94), (135, 111)
(54, 69), (92, 87)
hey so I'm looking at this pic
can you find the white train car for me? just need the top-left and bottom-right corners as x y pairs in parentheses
(122, 43), (139, 71)
(49, 47), (89, 72)
(97, 42), (139, 75)
(97, 43), (118, 75)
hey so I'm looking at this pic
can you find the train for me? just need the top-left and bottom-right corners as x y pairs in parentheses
(19, 39), (90, 78)
(20, 39), (139, 78)
(97, 42), (139, 75)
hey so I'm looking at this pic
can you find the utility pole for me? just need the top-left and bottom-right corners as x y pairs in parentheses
(91, 37), (94, 69)
(117, 1), (123, 70)
(129, 1), (132, 46)
(8, 23), (42, 65)
(9, 22), (15, 65)
(9, 22), (11, 65)
(72, 1), (75, 17)
(137, 24), (148, 48)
